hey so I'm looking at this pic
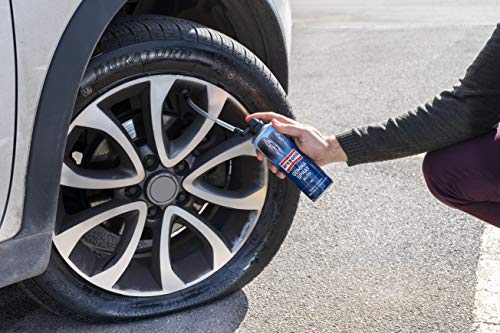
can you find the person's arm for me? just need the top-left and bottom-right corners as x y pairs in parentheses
(247, 24), (500, 175)
(336, 24), (500, 166)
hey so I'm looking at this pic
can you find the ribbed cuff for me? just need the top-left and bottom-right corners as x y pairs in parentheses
(335, 130), (368, 166)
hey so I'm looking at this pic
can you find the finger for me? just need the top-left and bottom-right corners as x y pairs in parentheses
(272, 119), (305, 138)
(276, 172), (286, 180)
(256, 151), (265, 161)
(268, 162), (279, 174)
(246, 112), (296, 125)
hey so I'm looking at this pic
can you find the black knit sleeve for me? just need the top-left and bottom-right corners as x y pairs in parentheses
(337, 24), (500, 166)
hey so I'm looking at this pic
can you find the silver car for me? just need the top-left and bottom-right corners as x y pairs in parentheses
(0, 0), (299, 321)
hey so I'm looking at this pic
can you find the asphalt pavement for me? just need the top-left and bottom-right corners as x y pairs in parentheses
(1, 1), (499, 332)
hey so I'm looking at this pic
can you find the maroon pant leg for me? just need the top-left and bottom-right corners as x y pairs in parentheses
(423, 128), (500, 228)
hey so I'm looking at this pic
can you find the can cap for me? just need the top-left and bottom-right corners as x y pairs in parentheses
(248, 118), (264, 136)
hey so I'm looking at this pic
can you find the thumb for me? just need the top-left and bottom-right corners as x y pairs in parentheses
(272, 119), (305, 138)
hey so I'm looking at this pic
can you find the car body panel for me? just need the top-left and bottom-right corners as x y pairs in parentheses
(0, 0), (16, 233)
(0, 0), (81, 242)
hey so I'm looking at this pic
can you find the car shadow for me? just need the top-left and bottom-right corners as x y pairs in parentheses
(0, 284), (248, 333)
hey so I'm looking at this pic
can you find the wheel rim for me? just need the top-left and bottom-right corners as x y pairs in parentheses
(54, 75), (268, 297)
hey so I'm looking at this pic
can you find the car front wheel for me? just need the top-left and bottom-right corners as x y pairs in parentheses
(20, 15), (299, 322)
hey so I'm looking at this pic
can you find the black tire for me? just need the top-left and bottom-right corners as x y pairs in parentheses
(19, 15), (299, 322)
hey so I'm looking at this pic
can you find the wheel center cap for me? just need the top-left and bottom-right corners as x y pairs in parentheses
(145, 172), (178, 205)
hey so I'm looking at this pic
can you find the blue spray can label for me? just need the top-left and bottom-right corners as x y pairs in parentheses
(252, 124), (333, 201)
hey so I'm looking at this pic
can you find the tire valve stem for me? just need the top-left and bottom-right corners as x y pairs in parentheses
(182, 89), (333, 202)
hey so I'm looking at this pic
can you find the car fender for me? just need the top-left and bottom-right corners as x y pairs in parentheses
(0, 0), (126, 288)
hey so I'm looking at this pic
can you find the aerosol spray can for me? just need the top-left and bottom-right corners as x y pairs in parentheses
(246, 119), (333, 201)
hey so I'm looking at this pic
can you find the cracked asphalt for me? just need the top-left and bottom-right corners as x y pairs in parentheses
(1, 1), (499, 332)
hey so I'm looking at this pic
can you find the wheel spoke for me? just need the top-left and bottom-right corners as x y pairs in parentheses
(150, 76), (177, 168)
(60, 104), (145, 189)
(164, 206), (232, 270)
(183, 137), (267, 211)
(157, 208), (186, 292)
(152, 78), (229, 168)
(88, 202), (147, 288)
(53, 201), (147, 258)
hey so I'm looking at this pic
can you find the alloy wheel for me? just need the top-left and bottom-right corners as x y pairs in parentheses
(54, 75), (268, 297)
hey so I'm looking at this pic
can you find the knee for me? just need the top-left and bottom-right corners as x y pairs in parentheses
(422, 151), (441, 183)
(422, 151), (457, 206)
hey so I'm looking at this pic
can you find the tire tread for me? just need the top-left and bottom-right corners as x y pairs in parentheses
(93, 16), (283, 95)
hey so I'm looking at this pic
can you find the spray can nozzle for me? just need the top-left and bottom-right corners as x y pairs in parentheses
(182, 89), (263, 137)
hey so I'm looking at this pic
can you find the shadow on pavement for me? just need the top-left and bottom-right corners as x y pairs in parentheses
(0, 284), (248, 333)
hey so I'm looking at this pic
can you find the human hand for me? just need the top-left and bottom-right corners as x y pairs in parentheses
(246, 113), (348, 179)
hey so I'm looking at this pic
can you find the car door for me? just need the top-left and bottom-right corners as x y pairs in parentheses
(0, 0), (16, 224)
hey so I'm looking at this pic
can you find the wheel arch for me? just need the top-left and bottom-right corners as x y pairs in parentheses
(115, 0), (289, 91)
